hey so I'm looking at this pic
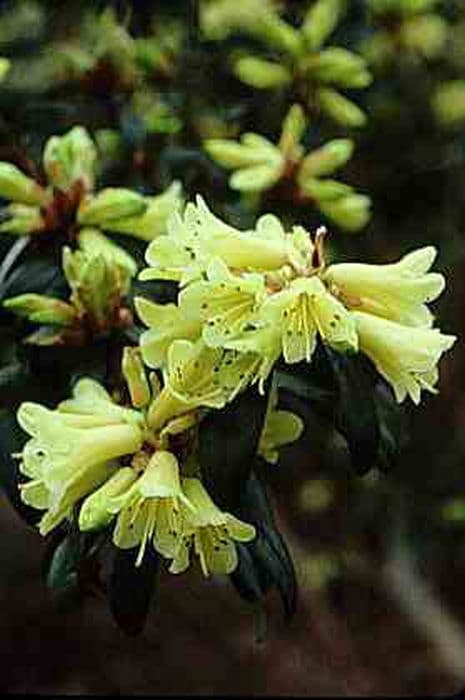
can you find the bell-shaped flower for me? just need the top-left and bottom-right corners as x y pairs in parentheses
(58, 377), (143, 427)
(324, 246), (445, 327)
(262, 276), (358, 364)
(110, 451), (192, 566)
(167, 477), (256, 576)
(353, 311), (456, 404)
(222, 322), (282, 394)
(146, 340), (260, 430)
(139, 233), (204, 287)
(17, 400), (144, 535)
(167, 197), (304, 273)
(135, 296), (202, 370)
(179, 257), (266, 347)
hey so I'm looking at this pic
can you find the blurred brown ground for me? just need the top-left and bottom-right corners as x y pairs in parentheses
(0, 488), (462, 697)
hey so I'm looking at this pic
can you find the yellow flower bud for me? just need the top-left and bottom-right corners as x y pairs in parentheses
(298, 139), (354, 179)
(302, 0), (346, 51)
(78, 188), (147, 226)
(122, 347), (152, 409)
(43, 126), (97, 193)
(318, 193), (371, 231)
(318, 88), (367, 127)
(3, 293), (75, 325)
(233, 55), (292, 89)
(0, 163), (48, 206)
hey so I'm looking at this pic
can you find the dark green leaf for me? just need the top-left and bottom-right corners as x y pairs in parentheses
(230, 542), (265, 604)
(199, 386), (268, 510)
(325, 348), (380, 476)
(0, 257), (67, 302)
(278, 345), (380, 476)
(108, 545), (160, 636)
(231, 473), (297, 619)
(373, 379), (406, 473)
(45, 532), (80, 596)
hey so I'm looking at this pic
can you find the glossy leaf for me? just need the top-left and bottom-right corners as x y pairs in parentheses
(108, 545), (160, 636)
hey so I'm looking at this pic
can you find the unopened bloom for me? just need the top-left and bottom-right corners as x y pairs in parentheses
(43, 126), (97, 193)
(353, 311), (456, 404)
(101, 181), (183, 241)
(325, 246), (445, 327)
(0, 162), (49, 207)
(110, 451), (192, 566)
(17, 398), (144, 535)
(167, 477), (256, 576)
(205, 133), (285, 192)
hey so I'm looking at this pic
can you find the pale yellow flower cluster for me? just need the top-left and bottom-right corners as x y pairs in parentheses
(139, 196), (455, 405)
(14, 196), (455, 575)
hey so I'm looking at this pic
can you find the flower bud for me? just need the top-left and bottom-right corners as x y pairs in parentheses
(400, 14), (447, 59)
(299, 177), (353, 202)
(63, 246), (126, 329)
(78, 227), (137, 280)
(0, 163), (48, 206)
(77, 188), (147, 226)
(43, 126), (97, 193)
(103, 181), (183, 241)
(305, 48), (372, 88)
(0, 203), (45, 235)
(3, 293), (75, 325)
(122, 347), (151, 409)
(298, 139), (354, 179)
(278, 104), (307, 159)
(233, 55), (292, 89)
(0, 57), (11, 82)
(302, 0), (346, 51)
(319, 193), (371, 232)
(258, 15), (302, 57)
(432, 81), (465, 128)
(318, 88), (367, 127)
(230, 162), (283, 191)
(78, 467), (137, 532)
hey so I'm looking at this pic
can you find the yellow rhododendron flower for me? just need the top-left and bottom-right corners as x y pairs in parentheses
(262, 276), (358, 363)
(352, 311), (456, 404)
(179, 257), (266, 347)
(167, 477), (256, 576)
(58, 377), (143, 426)
(147, 340), (260, 430)
(135, 296), (202, 369)
(17, 400), (143, 535)
(325, 246), (445, 327)
(110, 451), (192, 566)
(153, 197), (304, 273)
